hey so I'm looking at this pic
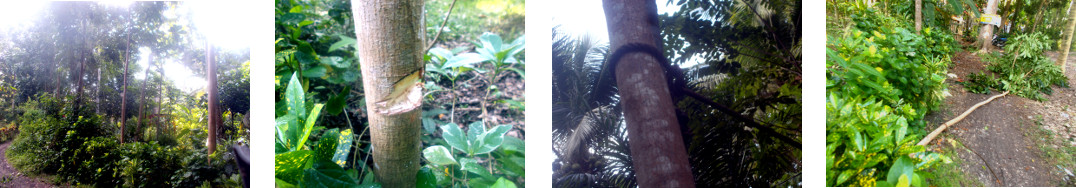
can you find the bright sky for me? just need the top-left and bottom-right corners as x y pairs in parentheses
(0, 1), (46, 32)
(134, 47), (205, 92)
(551, 0), (680, 43)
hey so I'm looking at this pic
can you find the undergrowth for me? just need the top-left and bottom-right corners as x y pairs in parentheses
(962, 33), (1069, 100)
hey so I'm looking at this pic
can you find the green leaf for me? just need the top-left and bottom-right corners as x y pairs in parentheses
(474, 125), (513, 155)
(333, 129), (354, 167)
(325, 86), (350, 115)
(285, 72), (306, 121)
(440, 123), (469, 154)
(490, 177), (517, 188)
(444, 53), (487, 68)
(275, 150), (314, 184)
(416, 167), (437, 188)
(459, 157), (493, 179)
(422, 145), (457, 166)
(296, 104), (325, 151)
(330, 35), (357, 52)
(320, 56), (351, 68)
(302, 66), (328, 78)
(314, 128), (342, 163)
(302, 160), (360, 188)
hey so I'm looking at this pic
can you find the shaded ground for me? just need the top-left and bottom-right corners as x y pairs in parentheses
(923, 49), (1076, 186)
(0, 141), (61, 188)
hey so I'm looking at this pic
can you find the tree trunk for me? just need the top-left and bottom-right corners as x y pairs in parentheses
(1060, 0), (1076, 73)
(206, 43), (219, 161)
(602, 0), (696, 187)
(138, 53), (151, 139)
(1032, 0), (1047, 33)
(916, 0), (922, 33)
(96, 60), (101, 114)
(120, 34), (130, 144)
(352, 0), (425, 186)
(979, 0), (1000, 53)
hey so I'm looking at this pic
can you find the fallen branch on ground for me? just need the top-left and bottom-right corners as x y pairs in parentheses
(917, 91), (1009, 146)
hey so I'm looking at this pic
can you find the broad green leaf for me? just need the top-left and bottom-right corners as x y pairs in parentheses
(280, 13), (306, 26)
(302, 160), (359, 188)
(325, 86), (350, 115)
(498, 136), (524, 155)
(296, 104), (325, 151)
(320, 56), (350, 68)
(474, 125), (513, 155)
(275, 150), (315, 184)
(329, 35), (357, 52)
(440, 123), (469, 154)
(422, 145), (457, 166)
(314, 128), (341, 163)
(302, 66), (328, 78)
(285, 72), (306, 121)
(276, 178), (297, 188)
(416, 167), (437, 188)
(333, 129), (354, 167)
(444, 53), (487, 68)
(275, 115), (297, 153)
(459, 157), (493, 179)
(490, 177), (517, 188)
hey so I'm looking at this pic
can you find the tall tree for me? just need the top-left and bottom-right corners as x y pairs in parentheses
(206, 43), (219, 161)
(352, 0), (425, 186)
(916, 0), (922, 33)
(1031, 0), (1047, 33)
(602, 0), (695, 187)
(1061, 0), (1076, 73)
(980, 0), (1000, 52)
(120, 29), (131, 144)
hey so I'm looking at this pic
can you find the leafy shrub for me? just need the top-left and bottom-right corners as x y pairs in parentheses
(966, 33), (1069, 100)
(826, 7), (953, 187)
(422, 122), (521, 187)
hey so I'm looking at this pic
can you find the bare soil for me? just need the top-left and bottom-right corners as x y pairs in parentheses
(923, 49), (1076, 186)
(0, 141), (63, 188)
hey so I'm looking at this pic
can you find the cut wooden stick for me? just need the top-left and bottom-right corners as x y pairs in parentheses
(917, 91), (1009, 146)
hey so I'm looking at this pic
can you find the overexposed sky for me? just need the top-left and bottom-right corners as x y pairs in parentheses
(551, 0), (680, 43)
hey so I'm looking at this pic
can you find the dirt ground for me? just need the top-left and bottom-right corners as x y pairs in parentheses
(0, 141), (63, 188)
(923, 49), (1076, 186)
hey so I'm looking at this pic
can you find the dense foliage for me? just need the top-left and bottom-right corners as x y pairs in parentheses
(826, 4), (953, 187)
(274, 0), (525, 187)
(7, 95), (242, 187)
(964, 32), (1069, 100)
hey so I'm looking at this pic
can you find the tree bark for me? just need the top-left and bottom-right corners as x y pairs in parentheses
(979, 0), (1000, 53)
(602, 0), (696, 187)
(1060, 0), (1076, 72)
(916, 0), (922, 33)
(352, 0), (425, 186)
(120, 33), (130, 144)
(1031, 0), (1047, 33)
(206, 43), (219, 161)
(138, 53), (151, 139)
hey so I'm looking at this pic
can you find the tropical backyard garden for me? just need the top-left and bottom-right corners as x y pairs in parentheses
(0, 1), (250, 187)
(274, 0), (525, 187)
(827, 0), (1076, 186)
(552, 0), (801, 187)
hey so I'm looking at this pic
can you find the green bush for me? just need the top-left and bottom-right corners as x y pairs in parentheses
(826, 7), (953, 187)
(966, 32), (1069, 100)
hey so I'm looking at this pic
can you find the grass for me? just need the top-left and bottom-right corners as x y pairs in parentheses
(1028, 116), (1076, 186)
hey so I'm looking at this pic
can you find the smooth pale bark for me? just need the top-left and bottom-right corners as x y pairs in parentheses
(979, 0), (1000, 53)
(1031, 0), (1047, 33)
(206, 43), (219, 161)
(1060, 1), (1076, 72)
(915, 0), (922, 33)
(352, 0), (425, 187)
(602, 0), (696, 187)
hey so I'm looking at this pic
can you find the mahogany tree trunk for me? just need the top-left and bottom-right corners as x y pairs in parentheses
(206, 43), (219, 161)
(602, 0), (696, 187)
(352, 0), (425, 186)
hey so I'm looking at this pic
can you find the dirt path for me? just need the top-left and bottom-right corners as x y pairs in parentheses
(923, 50), (1076, 186)
(0, 141), (58, 188)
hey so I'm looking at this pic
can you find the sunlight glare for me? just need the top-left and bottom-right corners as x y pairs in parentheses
(0, 1), (46, 31)
(188, 1), (254, 51)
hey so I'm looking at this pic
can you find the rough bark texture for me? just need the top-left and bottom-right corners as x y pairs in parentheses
(206, 43), (218, 161)
(602, 0), (696, 187)
(1061, 1), (1076, 72)
(915, 0), (922, 33)
(352, 0), (425, 187)
(979, 0), (1000, 52)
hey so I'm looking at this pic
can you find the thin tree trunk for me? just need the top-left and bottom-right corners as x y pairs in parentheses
(602, 0), (696, 187)
(916, 0), (922, 33)
(1032, 0), (1047, 33)
(120, 33), (130, 144)
(96, 60), (101, 114)
(206, 43), (219, 161)
(352, 0), (425, 186)
(1060, 0), (1076, 72)
(980, 0), (1000, 53)
(138, 53), (151, 139)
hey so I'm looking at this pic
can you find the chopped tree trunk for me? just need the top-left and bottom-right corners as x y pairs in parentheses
(918, 91), (1009, 146)
(602, 0), (696, 187)
(352, 0), (425, 186)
